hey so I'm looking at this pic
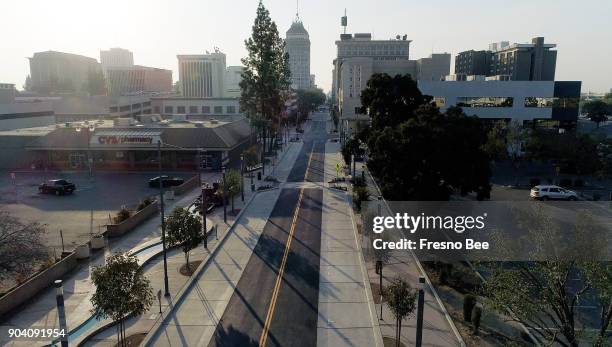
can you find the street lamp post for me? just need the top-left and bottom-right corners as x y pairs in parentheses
(202, 187), (207, 249)
(54, 280), (69, 347)
(157, 140), (170, 297)
(416, 276), (426, 347)
(240, 154), (245, 202)
(222, 167), (227, 224)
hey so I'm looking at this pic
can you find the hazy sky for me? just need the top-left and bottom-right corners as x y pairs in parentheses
(1, 0), (611, 93)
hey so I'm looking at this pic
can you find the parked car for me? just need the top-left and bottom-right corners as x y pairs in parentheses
(39, 179), (76, 195)
(530, 185), (578, 201)
(148, 176), (184, 188)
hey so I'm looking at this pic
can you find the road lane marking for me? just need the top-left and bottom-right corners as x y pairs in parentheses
(259, 148), (314, 347)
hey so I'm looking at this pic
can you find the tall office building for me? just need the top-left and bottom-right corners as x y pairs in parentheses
(285, 14), (311, 90)
(454, 50), (491, 76)
(177, 50), (227, 98)
(28, 51), (101, 94)
(100, 48), (134, 71)
(224, 66), (244, 98)
(105, 66), (172, 96)
(454, 37), (557, 81)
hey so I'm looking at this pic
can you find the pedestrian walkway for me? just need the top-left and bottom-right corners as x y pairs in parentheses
(317, 141), (383, 347)
(357, 161), (465, 346)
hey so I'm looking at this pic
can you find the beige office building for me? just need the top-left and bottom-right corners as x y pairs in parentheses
(178, 51), (226, 98)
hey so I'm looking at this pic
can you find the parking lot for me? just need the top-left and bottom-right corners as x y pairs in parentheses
(0, 170), (193, 253)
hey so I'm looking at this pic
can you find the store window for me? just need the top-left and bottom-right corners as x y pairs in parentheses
(164, 106), (173, 114)
(214, 106), (223, 114)
(457, 97), (513, 108)
(227, 106), (236, 114)
(189, 106), (198, 114)
(177, 106), (186, 114)
(202, 106), (211, 114)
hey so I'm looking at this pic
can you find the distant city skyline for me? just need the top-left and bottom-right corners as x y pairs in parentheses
(1, 0), (611, 93)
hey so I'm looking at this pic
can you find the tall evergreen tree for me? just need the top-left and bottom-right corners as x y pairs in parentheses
(240, 1), (291, 153)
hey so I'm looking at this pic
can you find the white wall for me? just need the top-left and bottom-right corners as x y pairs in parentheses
(418, 80), (555, 121)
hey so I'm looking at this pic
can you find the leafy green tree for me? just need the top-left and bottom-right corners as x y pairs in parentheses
(360, 73), (431, 131)
(165, 207), (202, 272)
(296, 88), (326, 122)
(220, 169), (242, 213)
(91, 253), (153, 346)
(242, 145), (260, 169)
(240, 1), (291, 154)
(483, 120), (509, 161)
(383, 277), (417, 347)
(583, 100), (610, 127)
(341, 137), (362, 166)
(604, 93), (612, 105)
(524, 131), (600, 175)
(366, 103), (491, 200)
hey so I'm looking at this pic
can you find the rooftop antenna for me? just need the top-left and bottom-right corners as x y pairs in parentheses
(296, 0), (300, 21)
(341, 9), (347, 34)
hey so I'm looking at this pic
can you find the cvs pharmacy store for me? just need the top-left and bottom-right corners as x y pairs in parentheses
(26, 116), (251, 172)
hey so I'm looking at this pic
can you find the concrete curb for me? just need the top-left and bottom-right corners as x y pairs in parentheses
(365, 168), (467, 347)
(345, 190), (385, 347)
(139, 189), (261, 347)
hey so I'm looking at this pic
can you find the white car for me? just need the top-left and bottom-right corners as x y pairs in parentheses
(530, 185), (578, 201)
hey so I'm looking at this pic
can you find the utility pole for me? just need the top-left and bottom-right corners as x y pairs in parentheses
(157, 140), (170, 297)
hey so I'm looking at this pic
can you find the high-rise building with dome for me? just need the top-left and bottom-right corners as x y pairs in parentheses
(285, 14), (311, 90)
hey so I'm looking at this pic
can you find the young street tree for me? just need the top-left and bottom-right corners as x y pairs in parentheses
(0, 210), (48, 281)
(383, 277), (417, 347)
(220, 169), (242, 213)
(166, 207), (202, 274)
(90, 253), (153, 347)
(240, 1), (291, 155)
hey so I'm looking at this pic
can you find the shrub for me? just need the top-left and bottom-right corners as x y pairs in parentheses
(353, 186), (370, 212)
(559, 178), (572, 187)
(573, 179), (584, 187)
(136, 198), (153, 211)
(352, 175), (366, 187)
(463, 294), (476, 322)
(471, 306), (482, 335)
(113, 208), (131, 224)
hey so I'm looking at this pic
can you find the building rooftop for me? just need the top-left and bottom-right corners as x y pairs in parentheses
(24, 116), (250, 150)
(287, 20), (309, 36)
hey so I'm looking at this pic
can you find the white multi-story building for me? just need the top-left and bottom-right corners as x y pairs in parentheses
(418, 80), (581, 126)
(285, 17), (311, 90)
(178, 50), (227, 98)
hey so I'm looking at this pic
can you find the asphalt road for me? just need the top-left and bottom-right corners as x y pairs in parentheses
(209, 113), (328, 347)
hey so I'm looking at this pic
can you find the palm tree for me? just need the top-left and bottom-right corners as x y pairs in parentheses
(383, 277), (417, 347)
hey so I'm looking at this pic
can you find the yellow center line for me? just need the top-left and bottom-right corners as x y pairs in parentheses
(259, 147), (314, 347)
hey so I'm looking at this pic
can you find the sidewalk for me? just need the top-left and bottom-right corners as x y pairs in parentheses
(84, 140), (303, 346)
(132, 140), (303, 346)
(356, 160), (465, 346)
(317, 140), (383, 346)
